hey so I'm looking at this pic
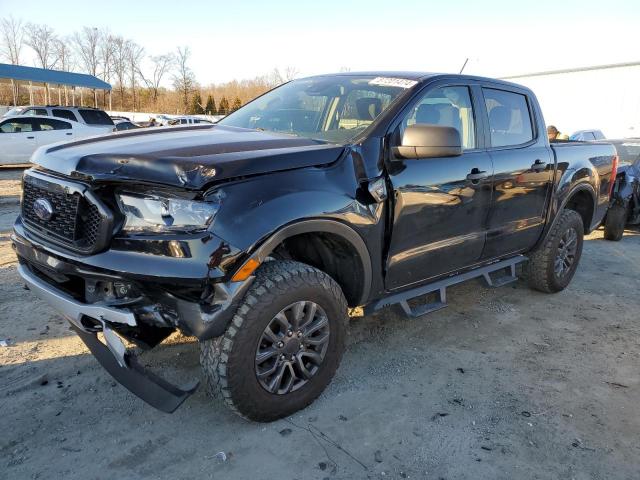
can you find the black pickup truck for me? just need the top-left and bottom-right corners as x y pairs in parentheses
(13, 72), (617, 421)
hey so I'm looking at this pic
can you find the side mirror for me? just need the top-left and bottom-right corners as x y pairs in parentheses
(393, 124), (462, 159)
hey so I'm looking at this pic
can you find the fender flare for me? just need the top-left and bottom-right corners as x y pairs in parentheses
(249, 219), (372, 305)
(539, 182), (597, 248)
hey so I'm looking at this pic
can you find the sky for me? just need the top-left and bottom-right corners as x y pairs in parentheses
(1, 0), (640, 85)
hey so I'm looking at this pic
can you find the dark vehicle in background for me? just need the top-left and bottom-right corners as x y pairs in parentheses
(601, 138), (640, 240)
(12, 72), (617, 421)
(113, 119), (141, 131)
(20, 105), (115, 128)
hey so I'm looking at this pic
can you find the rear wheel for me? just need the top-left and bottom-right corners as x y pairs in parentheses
(199, 260), (348, 422)
(524, 209), (584, 293)
(603, 203), (627, 241)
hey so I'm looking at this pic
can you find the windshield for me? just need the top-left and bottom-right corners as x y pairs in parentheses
(219, 75), (417, 143)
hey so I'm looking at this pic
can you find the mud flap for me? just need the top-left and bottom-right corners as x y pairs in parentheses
(71, 325), (199, 413)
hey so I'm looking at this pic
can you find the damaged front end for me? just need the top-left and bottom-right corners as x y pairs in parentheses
(12, 168), (253, 412)
(13, 229), (254, 412)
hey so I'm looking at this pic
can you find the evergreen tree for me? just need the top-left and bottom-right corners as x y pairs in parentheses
(231, 97), (242, 112)
(218, 96), (230, 115)
(190, 91), (204, 114)
(205, 95), (216, 115)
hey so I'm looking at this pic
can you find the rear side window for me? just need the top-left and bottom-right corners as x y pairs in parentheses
(78, 109), (114, 125)
(0, 119), (35, 132)
(35, 119), (71, 130)
(23, 108), (48, 116)
(52, 109), (78, 121)
(483, 88), (534, 147)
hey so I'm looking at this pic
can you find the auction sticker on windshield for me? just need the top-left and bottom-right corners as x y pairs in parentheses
(369, 77), (418, 89)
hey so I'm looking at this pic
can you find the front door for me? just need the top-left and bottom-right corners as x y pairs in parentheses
(385, 85), (493, 290)
(0, 118), (38, 164)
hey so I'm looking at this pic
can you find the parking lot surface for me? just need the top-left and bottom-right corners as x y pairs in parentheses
(1, 167), (639, 480)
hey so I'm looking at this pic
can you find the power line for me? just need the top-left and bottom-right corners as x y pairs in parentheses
(500, 61), (640, 80)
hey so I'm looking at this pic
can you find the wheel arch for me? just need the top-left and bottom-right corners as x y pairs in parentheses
(561, 184), (597, 234)
(249, 220), (372, 307)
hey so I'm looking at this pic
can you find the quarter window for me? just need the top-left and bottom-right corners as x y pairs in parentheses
(402, 86), (476, 150)
(483, 88), (534, 147)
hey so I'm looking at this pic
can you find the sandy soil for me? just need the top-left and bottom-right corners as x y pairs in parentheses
(1, 168), (639, 480)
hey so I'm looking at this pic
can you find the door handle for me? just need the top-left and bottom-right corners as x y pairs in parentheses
(26, 136), (34, 139)
(466, 169), (488, 182)
(66, 132), (72, 135)
(531, 159), (547, 171)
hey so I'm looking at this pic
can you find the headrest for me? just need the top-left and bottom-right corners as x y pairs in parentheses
(489, 106), (511, 131)
(355, 97), (382, 121)
(436, 104), (461, 129)
(415, 104), (440, 124)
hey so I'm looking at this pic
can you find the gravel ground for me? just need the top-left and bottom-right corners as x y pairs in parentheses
(1, 167), (639, 480)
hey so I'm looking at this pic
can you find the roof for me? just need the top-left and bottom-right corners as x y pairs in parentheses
(307, 71), (436, 80)
(0, 63), (111, 90)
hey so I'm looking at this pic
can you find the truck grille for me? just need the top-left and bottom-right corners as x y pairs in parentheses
(21, 172), (111, 253)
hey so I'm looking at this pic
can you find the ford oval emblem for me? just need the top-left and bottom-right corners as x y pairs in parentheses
(33, 198), (54, 221)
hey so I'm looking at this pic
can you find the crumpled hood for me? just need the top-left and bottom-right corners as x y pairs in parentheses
(31, 124), (346, 189)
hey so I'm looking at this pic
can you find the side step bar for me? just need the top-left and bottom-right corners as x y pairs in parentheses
(365, 255), (527, 319)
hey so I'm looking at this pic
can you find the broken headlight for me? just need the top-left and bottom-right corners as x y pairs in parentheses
(117, 192), (220, 232)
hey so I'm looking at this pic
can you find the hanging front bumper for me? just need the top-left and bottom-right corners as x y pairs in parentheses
(17, 263), (199, 413)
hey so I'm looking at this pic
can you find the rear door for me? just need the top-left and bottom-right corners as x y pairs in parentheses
(385, 83), (494, 290)
(0, 118), (38, 164)
(32, 118), (74, 146)
(480, 86), (554, 258)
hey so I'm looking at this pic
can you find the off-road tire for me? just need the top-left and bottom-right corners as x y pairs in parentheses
(199, 260), (348, 422)
(603, 203), (627, 241)
(524, 209), (584, 293)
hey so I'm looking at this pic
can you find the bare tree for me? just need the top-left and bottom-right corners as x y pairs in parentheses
(25, 23), (59, 69)
(54, 37), (74, 71)
(128, 42), (144, 111)
(284, 66), (299, 81)
(0, 15), (24, 64)
(24, 23), (60, 103)
(54, 37), (75, 105)
(0, 15), (25, 105)
(99, 33), (116, 109)
(111, 36), (130, 109)
(172, 46), (195, 113)
(73, 26), (101, 75)
(74, 26), (101, 106)
(139, 53), (174, 105)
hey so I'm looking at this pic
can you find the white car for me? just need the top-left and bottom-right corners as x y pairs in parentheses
(0, 115), (113, 165)
(167, 116), (214, 126)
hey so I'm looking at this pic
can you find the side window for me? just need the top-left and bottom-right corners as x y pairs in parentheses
(180, 119), (187, 124)
(483, 88), (534, 147)
(36, 119), (71, 131)
(402, 86), (476, 150)
(0, 119), (34, 133)
(52, 109), (78, 121)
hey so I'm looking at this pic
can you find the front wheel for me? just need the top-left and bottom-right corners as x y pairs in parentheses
(603, 203), (628, 241)
(524, 209), (584, 293)
(200, 260), (348, 422)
